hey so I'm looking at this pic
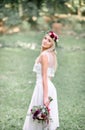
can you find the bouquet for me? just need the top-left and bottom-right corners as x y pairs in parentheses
(30, 97), (53, 124)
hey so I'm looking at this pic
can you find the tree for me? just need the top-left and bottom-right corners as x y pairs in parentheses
(18, 0), (23, 17)
(65, 0), (85, 15)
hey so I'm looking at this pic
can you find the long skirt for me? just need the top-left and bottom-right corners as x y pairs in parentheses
(23, 78), (59, 130)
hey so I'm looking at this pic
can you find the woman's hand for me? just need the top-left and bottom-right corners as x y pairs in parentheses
(43, 97), (50, 107)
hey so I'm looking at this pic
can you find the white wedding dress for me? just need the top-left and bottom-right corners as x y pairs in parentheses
(23, 51), (59, 130)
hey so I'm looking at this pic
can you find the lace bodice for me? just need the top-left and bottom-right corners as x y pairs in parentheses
(33, 62), (55, 78)
(33, 51), (57, 78)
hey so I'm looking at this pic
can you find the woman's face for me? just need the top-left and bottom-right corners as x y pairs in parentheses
(42, 34), (54, 49)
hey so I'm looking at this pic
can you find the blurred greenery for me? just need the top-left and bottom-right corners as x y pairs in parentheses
(0, 0), (85, 29)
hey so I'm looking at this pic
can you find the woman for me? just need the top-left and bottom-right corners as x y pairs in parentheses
(23, 31), (59, 130)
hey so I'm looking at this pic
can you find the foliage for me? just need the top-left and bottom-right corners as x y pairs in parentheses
(64, 0), (85, 15)
(0, 0), (85, 29)
(57, 15), (85, 32)
(22, 2), (38, 27)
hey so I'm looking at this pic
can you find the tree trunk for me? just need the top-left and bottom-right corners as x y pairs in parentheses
(18, 0), (23, 17)
(72, 0), (74, 7)
(77, 0), (82, 16)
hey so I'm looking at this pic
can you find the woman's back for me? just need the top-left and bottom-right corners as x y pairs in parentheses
(33, 51), (57, 78)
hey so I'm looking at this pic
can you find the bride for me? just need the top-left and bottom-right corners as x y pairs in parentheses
(23, 31), (59, 130)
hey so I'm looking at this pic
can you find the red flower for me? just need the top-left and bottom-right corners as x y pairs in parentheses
(48, 31), (59, 42)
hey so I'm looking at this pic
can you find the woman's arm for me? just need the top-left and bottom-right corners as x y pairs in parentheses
(41, 53), (49, 107)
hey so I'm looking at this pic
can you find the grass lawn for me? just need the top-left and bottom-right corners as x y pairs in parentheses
(0, 31), (85, 130)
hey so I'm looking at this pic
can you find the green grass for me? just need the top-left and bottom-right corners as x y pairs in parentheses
(0, 31), (85, 130)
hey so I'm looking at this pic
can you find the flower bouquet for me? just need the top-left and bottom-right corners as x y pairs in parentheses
(30, 97), (53, 124)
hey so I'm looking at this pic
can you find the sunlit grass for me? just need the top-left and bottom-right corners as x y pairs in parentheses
(0, 31), (85, 130)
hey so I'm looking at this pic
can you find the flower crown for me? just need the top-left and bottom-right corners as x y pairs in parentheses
(48, 31), (59, 42)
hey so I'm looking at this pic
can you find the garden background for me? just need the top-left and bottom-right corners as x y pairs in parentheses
(0, 0), (85, 130)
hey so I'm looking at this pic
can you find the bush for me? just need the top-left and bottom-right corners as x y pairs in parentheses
(58, 15), (85, 33)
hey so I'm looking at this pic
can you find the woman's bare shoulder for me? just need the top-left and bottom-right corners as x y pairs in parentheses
(39, 51), (48, 63)
(40, 51), (48, 59)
